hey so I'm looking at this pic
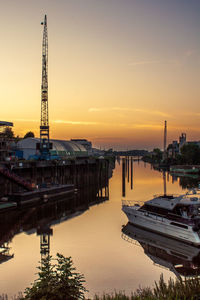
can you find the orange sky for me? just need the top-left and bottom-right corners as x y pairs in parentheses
(1, 0), (200, 150)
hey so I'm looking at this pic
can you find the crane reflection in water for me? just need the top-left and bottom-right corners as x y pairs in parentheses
(0, 173), (110, 266)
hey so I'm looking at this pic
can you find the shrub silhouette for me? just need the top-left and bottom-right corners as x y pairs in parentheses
(22, 253), (87, 300)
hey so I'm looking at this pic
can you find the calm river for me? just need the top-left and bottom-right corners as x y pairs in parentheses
(1, 158), (199, 298)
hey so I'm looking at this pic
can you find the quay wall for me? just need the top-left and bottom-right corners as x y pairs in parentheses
(0, 157), (115, 197)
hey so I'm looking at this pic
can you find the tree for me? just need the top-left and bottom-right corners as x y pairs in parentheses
(22, 253), (87, 300)
(3, 127), (14, 138)
(180, 143), (200, 164)
(24, 131), (35, 139)
(152, 148), (163, 162)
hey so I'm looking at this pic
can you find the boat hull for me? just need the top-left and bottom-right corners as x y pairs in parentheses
(122, 205), (200, 246)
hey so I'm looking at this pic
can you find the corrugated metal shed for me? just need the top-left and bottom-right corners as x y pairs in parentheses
(16, 138), (88, 159)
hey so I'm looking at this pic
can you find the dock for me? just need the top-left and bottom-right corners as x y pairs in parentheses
(8, 184), (74, 206)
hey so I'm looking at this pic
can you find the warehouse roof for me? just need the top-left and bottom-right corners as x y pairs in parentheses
(17, 138), (88, 156)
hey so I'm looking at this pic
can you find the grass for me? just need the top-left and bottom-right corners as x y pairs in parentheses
(92, 274), (200, 300)
(2, 274), (200, 299)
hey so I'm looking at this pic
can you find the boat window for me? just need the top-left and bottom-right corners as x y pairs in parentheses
(141, 204), (168, 216)
(170, 251), (188, 259)
(180, 206), (190, 218)
(189, 205), (199, 217)
(170, 222), (188, 229)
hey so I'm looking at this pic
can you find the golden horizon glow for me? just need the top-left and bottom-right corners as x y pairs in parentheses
(1, 0), (200, 150)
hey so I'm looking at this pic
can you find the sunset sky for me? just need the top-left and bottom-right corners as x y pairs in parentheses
(1, 0), (200, 150)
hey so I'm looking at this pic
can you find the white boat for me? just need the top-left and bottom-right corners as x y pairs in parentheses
(122, 190), (200, 246)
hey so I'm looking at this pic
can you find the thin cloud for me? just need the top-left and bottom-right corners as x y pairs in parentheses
(184, 50), (195, 57)
(116, 123), (163, 130)
(14, 118), (99, 125)
(53, 120), (99, 125)
(134, 108), (171, 118)
(188, 112), (200, 117)
(129, 60), (160, 66)
(89, 107), (171, 118)
(89, 108), (106, 112)
(93, 136), (127, 141)
(177, 111), (200, 117)
(130, 124), (163, 130)
(129, 59), (181, 67)
(15, 118), (38, 122)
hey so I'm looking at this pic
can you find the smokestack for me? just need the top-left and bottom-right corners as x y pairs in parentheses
(163, 120), (167, 160)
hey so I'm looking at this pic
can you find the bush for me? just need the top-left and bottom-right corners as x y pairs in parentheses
(93, 274), (200, 299)
(23, 132), (35, 139)
(22, 254), (87, 300)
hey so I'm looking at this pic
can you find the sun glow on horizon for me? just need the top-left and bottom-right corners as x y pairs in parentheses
(1, 0), (200, 150)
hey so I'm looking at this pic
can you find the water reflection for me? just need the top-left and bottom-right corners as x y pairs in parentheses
(174, 175), (200, 190)
(0, 242), (14, 265)
(2, 158), (200, 296)
(122, 157), (136, 197)
(122, 158), (200, 198)
(121, 161), (200, 279)
(0, 165), (111, 266)
(122, 223), (200, 279)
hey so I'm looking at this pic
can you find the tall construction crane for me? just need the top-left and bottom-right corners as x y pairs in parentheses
(37, 15), (52, 159)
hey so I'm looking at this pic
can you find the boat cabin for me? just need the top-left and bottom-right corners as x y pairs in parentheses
(140, 194), (200, 220)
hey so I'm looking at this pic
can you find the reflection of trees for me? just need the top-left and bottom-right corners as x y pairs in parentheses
(181, 144), (200, 164)
(179, 176), (200, 189)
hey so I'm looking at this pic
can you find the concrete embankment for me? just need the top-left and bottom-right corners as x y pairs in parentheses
(0, 157), (115, 210)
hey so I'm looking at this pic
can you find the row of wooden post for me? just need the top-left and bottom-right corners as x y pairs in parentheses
(122, 156), (134, 197)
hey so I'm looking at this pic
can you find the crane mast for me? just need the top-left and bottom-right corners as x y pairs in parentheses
(38, 15), (52, 158)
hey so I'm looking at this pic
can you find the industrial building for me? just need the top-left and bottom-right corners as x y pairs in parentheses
(16, 138), (88, 160)
(167, 132), (200, 158)
(0, 121), (14, 161)
(70, 139), (92, 151)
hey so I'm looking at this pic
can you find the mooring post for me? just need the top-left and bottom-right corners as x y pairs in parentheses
(131, 156), (133, 190)
(122, 158), (126, 197)
(127, 156), (130, 182)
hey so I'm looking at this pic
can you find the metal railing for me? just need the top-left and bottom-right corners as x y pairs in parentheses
(153, 194), (180, 198)
(139, 210), (165, 222)
(122, 200), (166, 222)
(0, 166), (34, 191)
(122, 200), (144, 207)
(121, 233), (140, 247)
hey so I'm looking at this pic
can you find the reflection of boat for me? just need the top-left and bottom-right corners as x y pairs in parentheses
(170, 166), (199, 175)
(122, 223), (200, 278)
(0, 243), (14, 265)
(172, 173), (199, 179)
(122, 191), (200, 245)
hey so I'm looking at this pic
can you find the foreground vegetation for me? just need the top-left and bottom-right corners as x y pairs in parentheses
(2, 254), (200, 299)
(93, 275), (200, 299)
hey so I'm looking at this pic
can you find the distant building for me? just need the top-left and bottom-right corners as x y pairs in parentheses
(91, 147), (105, 157)
(179, 133), (186, 152)
(167, 141), (179, 158)
(16, 138), (88, 160)
(70, 139), (106, 156)
(0, 121), (14, 161)
(167, 132), (200, 158)
(179, 133), (200, 151)
(70, 139), (92, 151)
